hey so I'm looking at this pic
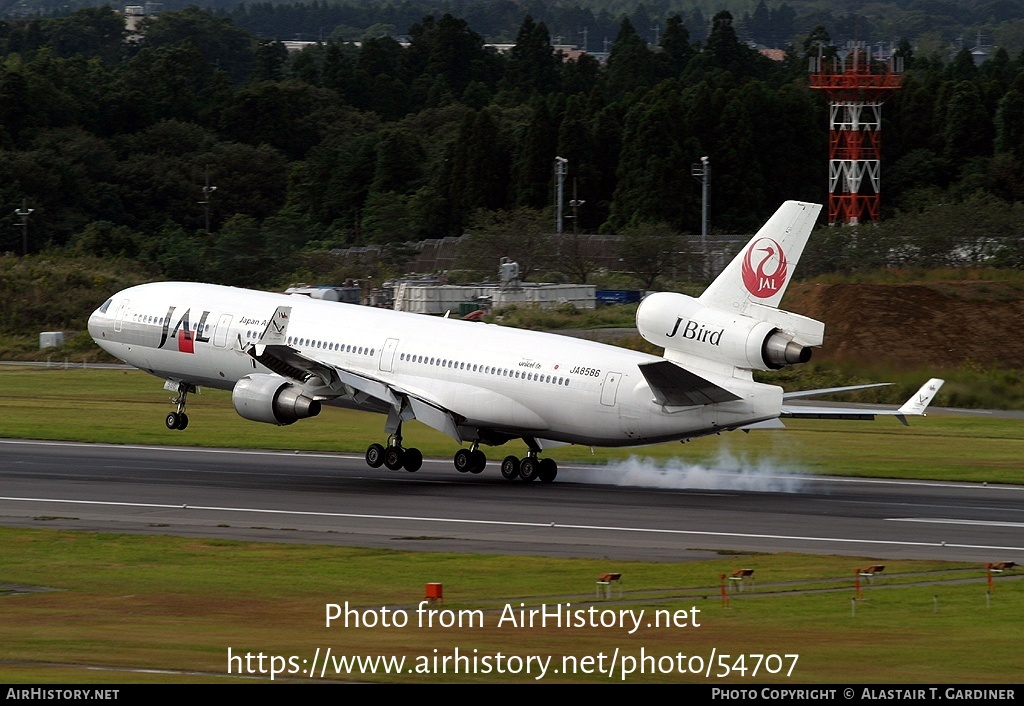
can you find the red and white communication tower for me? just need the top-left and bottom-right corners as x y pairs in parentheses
(809, 43), (903, 225)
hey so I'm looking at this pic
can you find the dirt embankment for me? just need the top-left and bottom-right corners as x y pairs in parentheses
(784, 282), (1024, 369)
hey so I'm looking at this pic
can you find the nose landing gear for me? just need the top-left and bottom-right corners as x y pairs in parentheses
(165, 382), (193, 430)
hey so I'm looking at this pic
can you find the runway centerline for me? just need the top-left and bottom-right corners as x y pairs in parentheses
(5, 495), (1024, 555)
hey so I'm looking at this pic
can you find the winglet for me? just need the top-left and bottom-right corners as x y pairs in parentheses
(258, 306), (292, 346)
(895, 378), (944, 424)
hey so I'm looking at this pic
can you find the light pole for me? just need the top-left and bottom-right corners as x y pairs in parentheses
(554, 156), (568, 235)
(15, 199), (34, 257)
(569, 178), (585, 235)
(690, 155), (709, 275)
(199, 165), (217, 234)
(554, 156), (568, 259)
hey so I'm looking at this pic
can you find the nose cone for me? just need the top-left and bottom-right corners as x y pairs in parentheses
(88, 307), (103, 342)
(88, 300), (115, 354)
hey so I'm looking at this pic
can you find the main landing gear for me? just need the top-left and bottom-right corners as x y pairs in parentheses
(500, 453), (557, 483)
(365, 423), (422, 472)
(453, 444), (487, 474)
(165, 382), (192, 430)
(363, 424), (558, 482)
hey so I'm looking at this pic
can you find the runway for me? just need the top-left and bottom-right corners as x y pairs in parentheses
(1, 438), (1022, 563)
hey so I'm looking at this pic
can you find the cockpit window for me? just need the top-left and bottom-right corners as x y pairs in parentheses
(98, 298), (113, 314)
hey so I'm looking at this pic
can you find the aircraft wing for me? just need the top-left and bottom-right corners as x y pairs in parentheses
(781, 378), (944, 426)
(248, 337), (464, 442)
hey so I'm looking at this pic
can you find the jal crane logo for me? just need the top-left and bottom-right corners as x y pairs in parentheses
(741, 237), (788, 298)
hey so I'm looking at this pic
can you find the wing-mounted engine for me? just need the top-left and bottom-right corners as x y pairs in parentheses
(232, 374), (321, 425)
(635, 292), (823, 371)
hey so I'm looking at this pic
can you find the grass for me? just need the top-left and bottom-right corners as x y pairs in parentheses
(488, 302), (640, 330)
(1, 367), (1022, 483)
(2, 367), (1023, 683)
(1, 528), (1021, 683)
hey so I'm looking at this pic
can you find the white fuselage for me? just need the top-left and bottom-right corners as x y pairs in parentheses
(88, 282), (783, 447)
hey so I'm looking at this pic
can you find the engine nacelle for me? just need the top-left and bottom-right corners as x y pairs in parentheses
(232, 374), (322, 425)
(636, 292), (813, 371)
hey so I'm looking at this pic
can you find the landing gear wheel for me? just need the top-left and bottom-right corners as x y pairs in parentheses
(469, 450), (486, 474)
(403, 448), (423, 472)
(366, 443), (385, 468)
(166, 382), (192, 431)
(538, 458), (557, 483)
(500, 455), (520, 480)
(384, 446), (405, 470)
(519, 457), (539, 482)
(454, 448), (473, 473)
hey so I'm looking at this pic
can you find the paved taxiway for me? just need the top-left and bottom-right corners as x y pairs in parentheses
(1, 438), (1022, 563)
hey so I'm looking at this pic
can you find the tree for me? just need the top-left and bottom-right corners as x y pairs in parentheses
(125, 42), (232, 124)
(0, 66), (32, 143)
(619, 221), (681, 289)
(456, 207), (554, 280)
(360, 191), (416, 244)
(405, 14), (500, 109)
(290, 131), (380, 237)
(744, 1), (771, 45)
(943, 81), (991, 164)
(947, 48), (978, 83)
(560, 230), (603, 283)
(218, 80), (339, 159)
(503, 15), (560, 98)
(609, 83), (699, 231)
(605, 18), (657, 97)
(370, 127), (425, 195)
(69, 220), (144, 258)
(208, 214), (267, 286)
(701, 11), (762, 79)
(659, 15), (694, 78)
(511, 98), (558, 208)
(139, 7), (254, 83)
(252, 39), (288, 83)
(45, 6), (126, 63)
(447, 108), (510, 230)
(995, 89), (1024, 161)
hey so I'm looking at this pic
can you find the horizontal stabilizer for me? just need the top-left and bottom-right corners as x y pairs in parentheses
(783, 383), (892, 400)
(639, 360), (741, 406)
(741, 418), (787, 431)
(781, 409), (877, 421)
(782, 378), (944, 426)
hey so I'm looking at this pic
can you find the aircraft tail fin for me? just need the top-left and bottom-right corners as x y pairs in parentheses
(699, 201), (821, 314)
(635, 201), (825, 368)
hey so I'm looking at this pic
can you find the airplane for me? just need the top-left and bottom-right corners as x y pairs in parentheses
(87, 201), (944, 483)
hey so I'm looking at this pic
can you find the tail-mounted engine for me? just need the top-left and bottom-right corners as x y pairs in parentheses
(636, 292), (819, 371)
(232, 374), (321, 425)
